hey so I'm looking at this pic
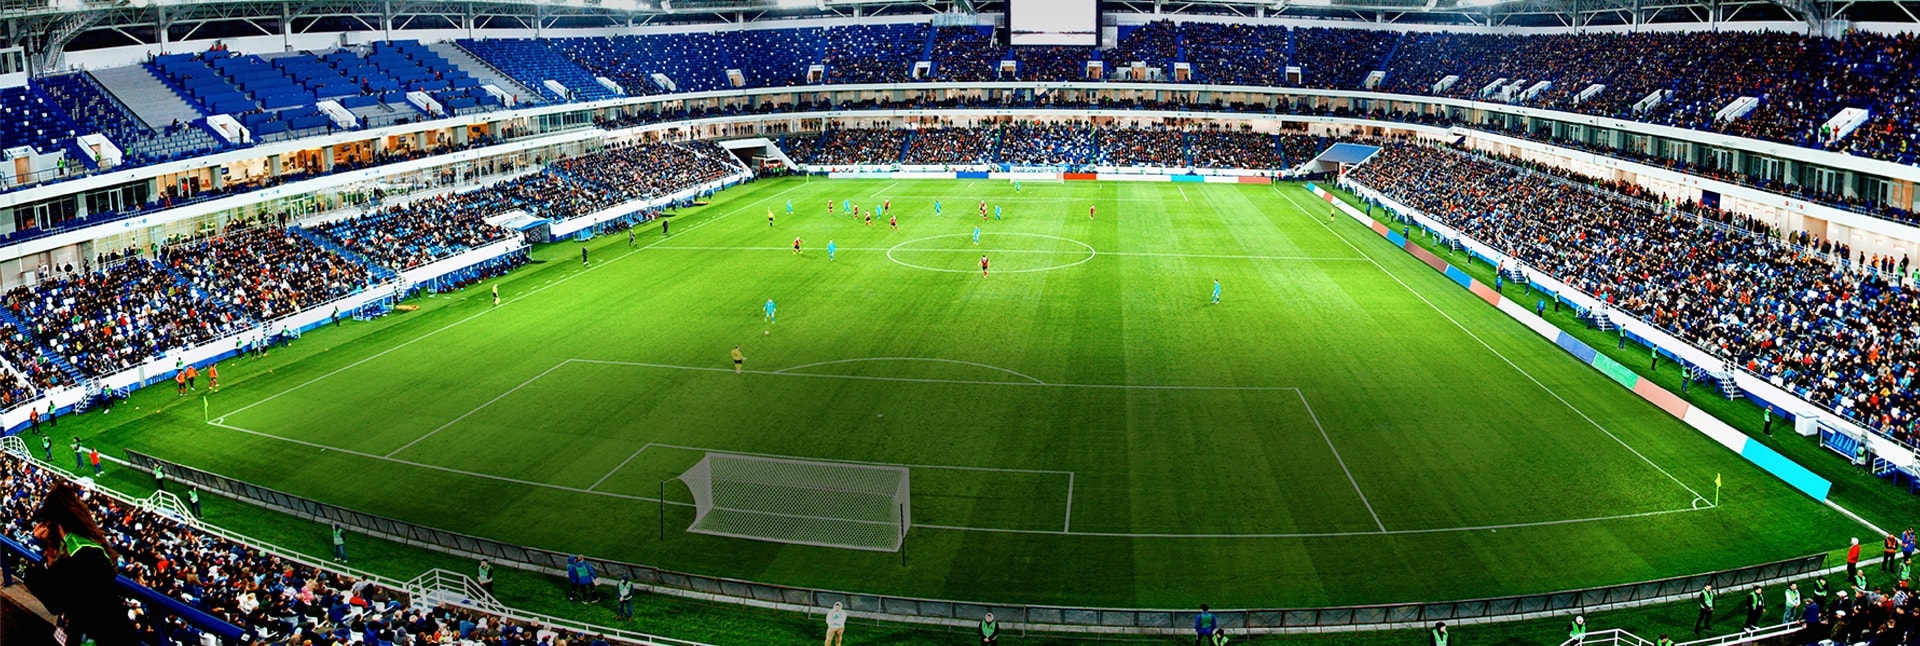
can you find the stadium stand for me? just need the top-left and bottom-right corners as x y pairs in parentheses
(0, 453), (620, 646)
(456, 39), (620, 102)
(314, 185), (524, 271)
(1095, 126), (1188, 167)
(998, 123), (1093, 168)
(1350, 142), (1917, 445)
(1189, 130), (1288, 169)
(822, 23), (928, 84)
(160, 224), (376, 322)
(900, 127), (995, 165)
(551, 140), (744, 203)
(2, 259), (243, 377)
(807, 128), (910, 165)
(930, 26), (1001, 82)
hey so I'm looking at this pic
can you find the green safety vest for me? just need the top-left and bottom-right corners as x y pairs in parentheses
(1902, 562), (1912, 581)
(617, 579), (632, 600)
(979, 619), (996, 639)
(1814, 579), (1829, 596)
(188, 490), (198, 504)
(1785, 588), (1801, 608)
(1569, 620), (1585, 638)
(332, 528), (344, 545)
(1431, 628), (1448, 646)
(64, 533), (104, 558)
(1701, 589), (1714, 609)
(152, 465), (162, 480)
(1749, 590), (1763, 608)
(478, 563), (493, 582)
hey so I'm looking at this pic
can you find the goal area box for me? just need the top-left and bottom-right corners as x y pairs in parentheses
(676, 453), (910, 552)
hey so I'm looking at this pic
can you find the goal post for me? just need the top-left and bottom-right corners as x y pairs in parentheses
(676, 453), (910, 552)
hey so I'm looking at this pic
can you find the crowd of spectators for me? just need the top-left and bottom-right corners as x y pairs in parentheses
(998, 123), (1093, 168)
(1350, 142), (1917, 443)
(822, 23), (927, 85)
(1096, 127), (1188, 167)
(1183, 23), (1285, 86)
(1189, 131), (1290, 169)
(1012, 46), (1095, 81)
(555, 141), (742, 204)
(316, 188), (520, 271)
(808, 128), (912, 165)
(161, 224), (374, 322)
(929, 26), (1001, 82)
(3, 260), (240, 377)
(0, 326), (69, 404)
(1, 454), (618, 646)
(901, 127), (995, 165)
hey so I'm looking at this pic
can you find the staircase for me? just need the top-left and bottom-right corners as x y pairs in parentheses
(428, 42), (546, 106)
(90, 64), (206, 128)
(0, 308), (87, 386)
(289, 227), (400, 282)
(1376, 32), (1407, 72)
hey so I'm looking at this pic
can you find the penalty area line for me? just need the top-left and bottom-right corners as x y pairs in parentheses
(1275, 186), (1713, 508)
(214, 181), (814, 423)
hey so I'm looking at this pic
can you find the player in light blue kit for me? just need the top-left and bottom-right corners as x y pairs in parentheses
(1211, 279), (1221, 304)
(842, 199), (850, 214)
(994, 205), (1002, 220)
(764, 299), (777, 324)
(1014, 180), (1022, 192)
(934, 200), (942, 216)
(973, 227), (981, 245)
(786, 200), (793, 215)
(827, 240), (837, 261)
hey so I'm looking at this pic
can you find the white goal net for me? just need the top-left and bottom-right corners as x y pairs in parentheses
(676, 453), (910, 552)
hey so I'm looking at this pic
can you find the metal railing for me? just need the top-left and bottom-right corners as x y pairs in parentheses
(1561, 622), (1803, 646)
(0, 441), (709, 646)
(125, 449), (1832, 635)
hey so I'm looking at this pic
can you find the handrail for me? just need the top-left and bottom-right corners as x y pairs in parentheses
(123, 449), (1831, 636)
(1, 440), (708, 646)
(0, 534), (247, 642)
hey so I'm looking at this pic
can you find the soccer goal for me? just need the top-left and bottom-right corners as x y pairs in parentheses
(676, 453), (910, 552)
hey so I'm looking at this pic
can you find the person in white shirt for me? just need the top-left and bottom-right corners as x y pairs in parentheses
(824, 602), (847, 646)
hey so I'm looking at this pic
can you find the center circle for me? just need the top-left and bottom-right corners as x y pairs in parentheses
(885, 233), (1098, 274)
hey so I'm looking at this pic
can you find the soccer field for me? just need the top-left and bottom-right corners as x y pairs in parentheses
(74, 177), (1851, 609)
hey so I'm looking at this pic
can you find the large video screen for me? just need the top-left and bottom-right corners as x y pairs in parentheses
(1008, 0), (1098, 47)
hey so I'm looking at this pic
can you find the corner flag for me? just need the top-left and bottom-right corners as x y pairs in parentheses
(1714, 473), (1722, 507)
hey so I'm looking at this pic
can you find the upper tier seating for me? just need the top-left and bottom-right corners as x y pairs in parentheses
(457, 39), (620, 102)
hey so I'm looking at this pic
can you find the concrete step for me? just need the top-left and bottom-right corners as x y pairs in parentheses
(427, 42), (546, 106)
(89, 64), (204, 129)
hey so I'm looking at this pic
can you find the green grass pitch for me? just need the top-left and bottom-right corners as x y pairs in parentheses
(65, 177), (1853, 609)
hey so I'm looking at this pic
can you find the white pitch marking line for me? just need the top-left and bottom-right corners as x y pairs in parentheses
(1295, 389), (1386, 532)
(217, 181), (812, 422)
(1178, 186), (1189, 202)
(210, 419), (655, 503)
(570, 357), (1300, 391)
(634, 442), (1075, 476)
(647, 244), (1366, 263)
(1063, 472), (1075, 533)
(206, 419), (1706, 539)
(1276, 186), (1713, 506)
(772, 357), (1048, 385)
(869, 181), (900, 198)
(589, 445), (651, 492)
(386, 359), (575, 458)
(919, 506), (1711, 538)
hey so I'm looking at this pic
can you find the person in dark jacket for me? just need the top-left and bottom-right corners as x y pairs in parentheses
(26, 482), (136, 645)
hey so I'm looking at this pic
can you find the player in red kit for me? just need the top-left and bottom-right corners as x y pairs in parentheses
(980, 255), (990, 277)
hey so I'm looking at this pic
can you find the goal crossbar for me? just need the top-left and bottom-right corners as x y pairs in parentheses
(676, 452), (910, 552)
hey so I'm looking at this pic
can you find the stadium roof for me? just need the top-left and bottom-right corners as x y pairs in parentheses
(6, 0), (1908, 74)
